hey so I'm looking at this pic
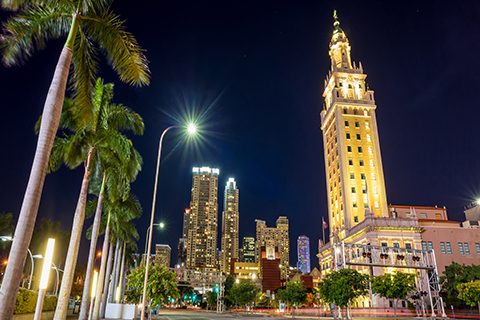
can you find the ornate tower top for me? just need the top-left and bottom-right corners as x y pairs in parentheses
(329, 10), (352, 70)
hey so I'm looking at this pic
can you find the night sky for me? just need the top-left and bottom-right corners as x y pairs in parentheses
(1, 1), (480, 267)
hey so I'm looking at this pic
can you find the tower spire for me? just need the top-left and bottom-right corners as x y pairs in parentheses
(333, 10), (343, 35)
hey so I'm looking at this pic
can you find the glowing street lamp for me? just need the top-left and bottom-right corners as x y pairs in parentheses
(88, 270), (98, 320)
(0, 236), (36, 290)
(143, 223), (166, 257)
(140, 124), (197, 320)
(33, 238), (55, 320)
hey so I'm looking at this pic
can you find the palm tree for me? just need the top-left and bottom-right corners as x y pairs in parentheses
(42, 79), (143, 319)
(93, 194), (141, 320)
(0, 1), (149, 317)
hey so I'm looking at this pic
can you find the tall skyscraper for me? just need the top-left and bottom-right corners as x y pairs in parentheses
(220, 178), (239, 275)
(242, 237), (255, 263)
(320, 12), (388, 240)
(186, 167), (219, 269)
(255, 217), (289, 279)
(297, 235), (311, 274)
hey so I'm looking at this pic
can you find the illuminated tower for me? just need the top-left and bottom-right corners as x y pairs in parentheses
(220, 178), (239, 275)
(297, 235), (311, 274)
(255, 217), (289, 279)
(186, 167), (219, 269)
(320, 12), (388, 240)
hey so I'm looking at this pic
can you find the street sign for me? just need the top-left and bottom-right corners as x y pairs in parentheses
(266, 290), (270, 297)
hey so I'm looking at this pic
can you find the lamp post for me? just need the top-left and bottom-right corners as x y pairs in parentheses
(33, 239), (55, 320)
(1, 236), (35, 290)
(140, 124), (196, 320)
(143, 223), (165, 257)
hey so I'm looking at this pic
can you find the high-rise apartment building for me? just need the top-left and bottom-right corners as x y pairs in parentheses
(186, 167), (219, 269)
(242, 237), (255, 263)
(155, 244), (171, 267)
(255, 217), (289, 279)
(220, 178), (239, 275)
(320, 12), (388, 240)
(297, 235), (311, 274)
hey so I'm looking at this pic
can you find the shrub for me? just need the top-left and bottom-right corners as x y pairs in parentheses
(14, 288), (58, 314)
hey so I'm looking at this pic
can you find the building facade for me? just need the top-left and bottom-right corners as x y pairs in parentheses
(297, 235), (311, 274)
(317, 14), (423, 309)
(177, 208), (190, 267)
(220, 178), (239, 275)
(186, 167), (219, 269)
(241, 237), (255, 263)
(255, 217), (289, 279)
(155, 244), (171, 267)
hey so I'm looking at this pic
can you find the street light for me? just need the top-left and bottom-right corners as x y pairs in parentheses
(33, 239), (55, 320)
(1, 235), (35, 290)
(143, 223), (165, 257)
(140, 124), (196, 320)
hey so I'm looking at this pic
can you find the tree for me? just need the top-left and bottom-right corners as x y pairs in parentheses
(227, 279), (259, 309)
(0, 0), (149, 316)
(0, 212), (14, 237)
(223, 274), (235, 307)
(458, 281), (480, 315)
(371, 271), (416, 320)
(278, 280), (307, 318)
(440, 262), (480, 307)
(126, 263), (179, 319)
(318, 269), (369, 319)
(207, 291), (217, 310)
(306, 292), (318, 307)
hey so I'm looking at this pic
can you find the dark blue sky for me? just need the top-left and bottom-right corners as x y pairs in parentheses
(1, 1), (480, 267)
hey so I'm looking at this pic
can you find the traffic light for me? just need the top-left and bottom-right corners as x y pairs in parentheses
(214, 286), (219, 293)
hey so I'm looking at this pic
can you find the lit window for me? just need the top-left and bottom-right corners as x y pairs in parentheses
(350, 173), (354, 179)
(420, 213), (427, 219)
(364, 110), (368, 116)
(346, 133), (351, 140)
(371, 172), (376, 180)
(368, 147), (373, 155)
(476, 243), (480, 255)
(446, 242), (452, 254)
(405, 212), (411, 218)
(355, 121), (360, 128)
(367, 134), (371, 142)
(365, 121), (370, 129)
(440, 242), (446, 254)
(345, 121), (349, 127)
(374, 201), (379, 209)
(465, 243), (470, 255)
(356, 134), (361, 140)
(359, 159), (364, 166)
(370, 160), (375, 168)
(373, 186), (377, 195)
(435, 213), (441, 219)
(358, 146), (363, 153)
(347, 146), (352, 152)
(428, 242), (433, 251)
(459, 243), (465, 255)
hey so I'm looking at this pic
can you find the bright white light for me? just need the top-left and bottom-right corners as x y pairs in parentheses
(39, 239), (55, 289)
(91, 270), (98, 298)
(187, 123), (196, 134)
(115, 286), (121, 301)
(159, 222), (165, 228)
(0, 236), (12, 241)
(236, 279), (239, 284)
(477, 199), (480, 206)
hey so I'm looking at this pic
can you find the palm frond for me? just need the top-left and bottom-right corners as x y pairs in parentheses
(85, 197), (98, 219)
(0, 3), (72, 66)
(47, 136), (69, 173)
(107, 104), (144, 135)
(63, 130), (92, 168)
(84, 10), (150, 86)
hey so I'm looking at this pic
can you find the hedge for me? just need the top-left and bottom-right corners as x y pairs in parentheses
(14, 288), (58, 314)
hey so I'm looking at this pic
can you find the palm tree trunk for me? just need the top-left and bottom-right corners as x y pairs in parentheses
(117, 243), (126, 302)
(120, 260), (127, 302)
(109, 239), (120, 303)
(92, 220), (110, 320)
(79, 174), (106, 320)
(0, 43), (75, 320)
(100, 241), (114, 318)
(54, 147), (94, 320)
(113, 240), (123, 300)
